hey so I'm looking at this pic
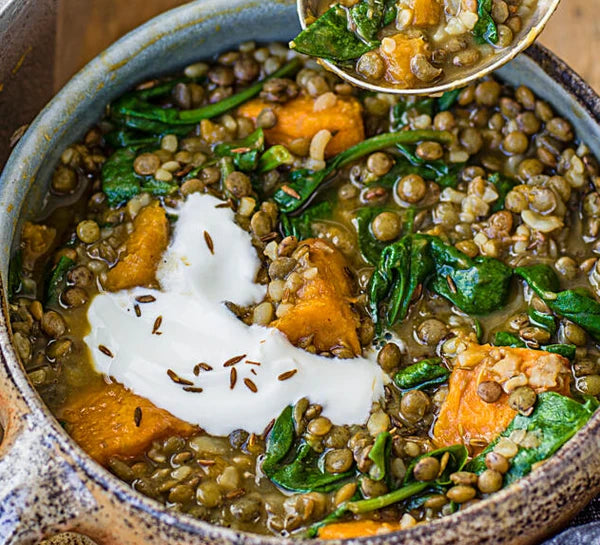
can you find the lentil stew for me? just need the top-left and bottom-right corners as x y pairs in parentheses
(8, 40), (600, 539)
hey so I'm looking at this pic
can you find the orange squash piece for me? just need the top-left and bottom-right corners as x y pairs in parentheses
(59, 382), (195, 465)
(271, 238), (361, 355)
(21, 221), (56, 270)
(379, 35), (427, 87)
(433, 343), (572, 448)
(410, 0), (441, 26)
(237, 95), (364, 158)
(105, 203), (169, 291)
(319, 520), (401, 539)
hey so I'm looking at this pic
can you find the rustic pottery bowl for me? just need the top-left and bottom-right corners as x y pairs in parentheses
(1, 1), (600, 544)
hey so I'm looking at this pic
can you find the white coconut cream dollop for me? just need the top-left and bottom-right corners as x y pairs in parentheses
(85, 193), (385, 435)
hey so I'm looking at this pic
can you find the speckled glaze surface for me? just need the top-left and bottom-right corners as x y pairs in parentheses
(1, 1), (600, 544)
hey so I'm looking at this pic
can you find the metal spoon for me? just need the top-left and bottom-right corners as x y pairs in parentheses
(295, 0), (561, 95)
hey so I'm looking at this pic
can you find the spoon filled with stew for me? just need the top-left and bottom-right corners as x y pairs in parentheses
(293, 0), (560, 94)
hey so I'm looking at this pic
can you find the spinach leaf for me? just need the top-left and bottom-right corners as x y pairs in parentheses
(257, 145), (293, 173)
(367, 431), (391, 481)
(291, 5), (375, 61)
(112, 59), (301, 134)
(543, 344), (576, 360)
(263, 405), (295, 472)
(394, 358), (450, 391)
(8, 250), (23, 298)
(104, 129), (161, 149)
(488, 172), (517, 213)
(429, 237), (513, 315)
(350, 0), (387, 44)
(516, 265), (600, 341)
(391, 98), (435, 131)
(404, 444), (469, 486)
(263, 405), (353, 493)
(268, 442), (354, 493)
(528, 307), (557, 335)
(395, 144), (464, 189)
(473, 0), (499, 45)
(306, 481), (428, 537)
(101, 147), (178, 206)
(437, 89), (462, 112)
(493, 333), (576, 360)
(46, 256), (75, 306)
(281, 202), (332, 240)
(274, 130), (452, 214)
(355, 207), (389, 265)
(493, 331), (526, 348)
(214, 128), (264, 157)
(213, 128), (264, 173)
(368, 234), (433, 330)
(467, 392), (598, 485)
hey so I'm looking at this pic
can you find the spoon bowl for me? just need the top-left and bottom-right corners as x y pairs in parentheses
(296, 0), (561, 95)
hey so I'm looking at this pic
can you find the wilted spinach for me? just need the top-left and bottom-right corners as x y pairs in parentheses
(274, 130), (452, 214)
(394, 358), (450, 391)
(290, 5), (375, 61)
(213, 128), (265, 172)
(101, 147), (177, 206)
(429, 237), (513, 315)
(473, 0), (499, 45)
(111, 59), (301, 135)
(8, 250), (23, 298)
(355, 207), (389, 265)
(488, 172), (517, 213)
(493, 331), (526, 348)
(467, 392), (598, 485)
(350, 0), (397, 44)
(516, 264), (600, 341)
(369, 235), (512, 331)
(395, 144), (464, 189)
(367, 431), (392, 481)
(281, 202), (332, 240)
(257, 145), (293, 173)
(263, 406), (353, 493)
(46, 255), (75, 306)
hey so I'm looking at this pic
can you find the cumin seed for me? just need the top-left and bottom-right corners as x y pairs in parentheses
(204, 230), (215, 255)
(224, 354), (246, 367)
(446, 275), (457, 294)
(278, 369), (298, 381)
(231, 146), (251, 153)
(244, 378), (258, 393)
(98, 345), (113, 358)
(225, 488), (246, 500)
(197, 459), (216, 466)
(194, 362), (213, 376)
(251, 368), (257, 376)
(136, 295), (156, 303)
(245, 360), (261, 366)
(183, 386), (204, 393)
(215, 200), (233, 209)
(167, 369), (194, 386)
(281, 184), (301, 199)
(134, 407), (142, 427)
(152, 315), (163, 334)
(230, 367), (237, 389)
(134, 304), (141, 317)
(260, 232), (278, 243)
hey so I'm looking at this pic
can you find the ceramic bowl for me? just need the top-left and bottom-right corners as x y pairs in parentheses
(1, 1), (600, 544)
